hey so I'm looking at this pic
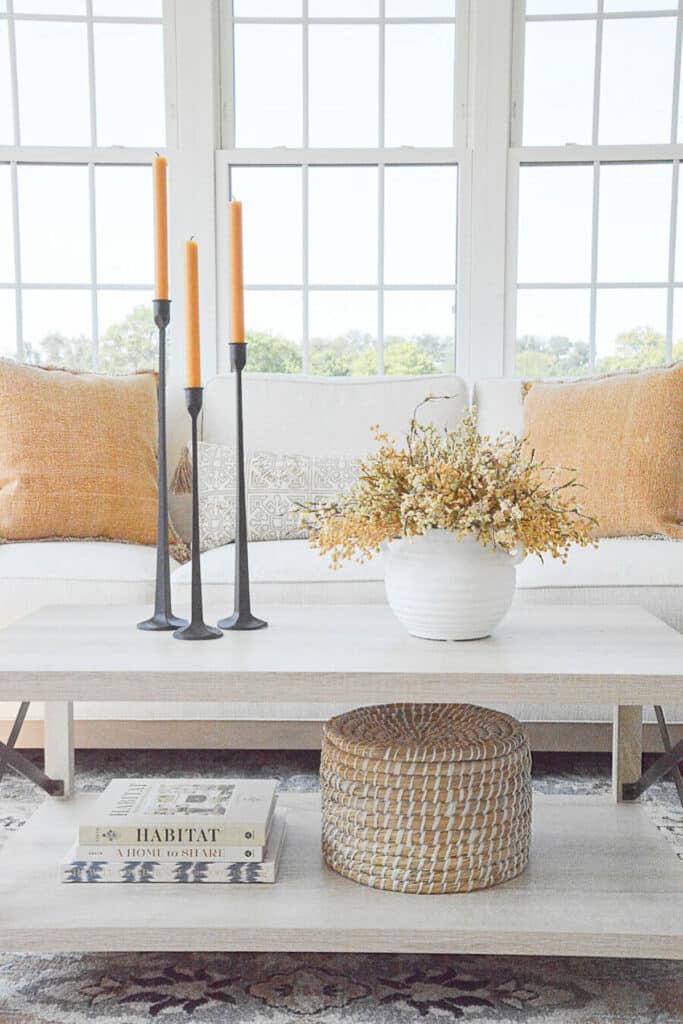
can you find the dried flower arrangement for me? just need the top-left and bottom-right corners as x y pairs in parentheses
(301, 396), (597, 568)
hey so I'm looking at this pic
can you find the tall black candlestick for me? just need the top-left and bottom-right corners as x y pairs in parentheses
(174, 387), (222, 641)
(138, 299), (187, 632)
(218, 343), (267, 631)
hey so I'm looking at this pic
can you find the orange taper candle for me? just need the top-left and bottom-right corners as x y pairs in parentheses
(228, 200), (245, 342)
(152, 155), (169, 300)
(184, 239), (201, 387)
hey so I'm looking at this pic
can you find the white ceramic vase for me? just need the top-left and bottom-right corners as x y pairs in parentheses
(383, 529), (524, 641)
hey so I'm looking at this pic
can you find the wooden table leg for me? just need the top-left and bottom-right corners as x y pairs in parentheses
(612, 705), (642, 802)
(44, 702), (74, 799)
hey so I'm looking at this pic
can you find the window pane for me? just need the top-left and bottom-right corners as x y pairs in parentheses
(386, 0), (455, 14)
(93, 0), (162, 14)
(516, 288), (590, 377)
(595, 288), (667, 370)
(676, 173), (683, 281)
(518, 165), (592, 283)
(384, 166), (457, 284)
(0, 166), (14, 283)
(604, 0), (675, 10)
(523, 20), (595, 145)
(598, 164), (671, 283)
(526, 1), (595, 11)
(96, 166), (152, 285)
(309, 26), (378, 147)
(385, 24), (454, 147)
(22, 289), (93, 369)
(310, 0), (378, 13)
(245, 290), (303, 373)
(13, 0), (84, 11)
(672, 289), (683, 361)
(0, 291), (17, 358)
(309, 167), (377, 285)
(599, 17), (675, 144)
(94, 23), (165, 147)
(15, 21), (90, 145)
(231, 167), (302, 285)
(234, 0), (301, 13)
(0, 23), (13, 145)
(234, 25), (302, 147)
(98, 290), (155, 374)
(309, 291), (377, 375)
(19, 166), (90, 284)
(383, 290), (455, 374)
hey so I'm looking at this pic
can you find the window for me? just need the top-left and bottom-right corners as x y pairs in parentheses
(0, 0), (166, 371)
(510, 1), (683, 376)
(219, 0), (465, 376)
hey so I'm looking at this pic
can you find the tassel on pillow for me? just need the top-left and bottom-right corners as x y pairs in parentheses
(170, 445), (192, 496)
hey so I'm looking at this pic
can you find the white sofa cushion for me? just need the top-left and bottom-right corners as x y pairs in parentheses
(172, 535), (682, 590)
(0, 541), (176, 628)
(171, 373), (469, 459)
(472, 378), (525, 438)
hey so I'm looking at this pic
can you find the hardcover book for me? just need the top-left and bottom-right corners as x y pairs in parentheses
(77, 778), (277, 846)
(69, 839), (265, 863)
(61, 808), (287, 884)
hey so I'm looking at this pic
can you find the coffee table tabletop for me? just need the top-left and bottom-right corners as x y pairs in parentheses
(0, 603), (681, 705)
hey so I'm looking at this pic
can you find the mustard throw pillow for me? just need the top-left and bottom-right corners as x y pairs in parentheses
(522, 363), (683, 539)
(0, 360), (158, 545)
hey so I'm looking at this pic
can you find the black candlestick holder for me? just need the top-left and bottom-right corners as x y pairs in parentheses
(174, 387), (222, 641)
(218, 343), (268, 631)
(138, 299), (187, 632)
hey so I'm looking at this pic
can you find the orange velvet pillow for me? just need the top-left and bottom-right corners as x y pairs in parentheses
(523, 363), (683, 539)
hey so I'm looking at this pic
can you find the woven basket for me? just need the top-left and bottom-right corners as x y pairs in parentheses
(321, 702), (532, 894)
(321, 741), (532, 781)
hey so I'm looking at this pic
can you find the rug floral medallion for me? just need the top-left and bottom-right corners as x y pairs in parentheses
(0, 750), (681, 1024)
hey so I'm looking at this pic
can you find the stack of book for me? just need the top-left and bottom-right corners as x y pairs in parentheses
(60, 778), (286, 884)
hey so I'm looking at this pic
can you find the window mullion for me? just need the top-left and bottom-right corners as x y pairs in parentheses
(592, 0), (604, 148)
(378, 0), (385, 374)
(86, 0), (97, 146)
(7, 0), (20, 146)
(10, 161), (23, 360)
(88, 162), (99, 370)
(302, 161), (309, 374)
(667, 160), (679, 361)
(671, 3), (683, 144)
(589, 161), (600, 374)
(378, 159), (385, 375)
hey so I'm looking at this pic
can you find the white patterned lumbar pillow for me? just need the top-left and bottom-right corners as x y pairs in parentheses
(191, 441), (358, 551)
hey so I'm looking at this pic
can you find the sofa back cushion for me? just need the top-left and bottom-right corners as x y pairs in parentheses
(523, 364), (683, 539)
(472, 378), (525, 439)
(197, 373), (469, 458)
(0, 360), (159, 545)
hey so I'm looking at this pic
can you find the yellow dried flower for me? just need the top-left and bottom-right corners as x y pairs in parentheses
(299, 397), (598, 568)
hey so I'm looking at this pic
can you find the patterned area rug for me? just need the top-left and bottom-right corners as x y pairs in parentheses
(0, 749), (681, 1024)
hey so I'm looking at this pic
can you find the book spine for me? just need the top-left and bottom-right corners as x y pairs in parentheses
(60, 860), (276, 884)
(71, 844), (263, 863)
(78, 823), (268, 846)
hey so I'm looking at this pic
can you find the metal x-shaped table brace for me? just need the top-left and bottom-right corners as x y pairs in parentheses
(0, 702), (64, 796)
(622, 705), (683, 807)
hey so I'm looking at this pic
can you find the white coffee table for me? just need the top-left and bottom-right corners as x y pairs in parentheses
(0, 603), (681, 959)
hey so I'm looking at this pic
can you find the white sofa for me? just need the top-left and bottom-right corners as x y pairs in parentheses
(1, 373), (681, 751)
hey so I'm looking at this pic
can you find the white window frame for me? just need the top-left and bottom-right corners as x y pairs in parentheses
(213, 0), (472, 379)
(505, 0), (683, 375)
(0, 0), (178, 368)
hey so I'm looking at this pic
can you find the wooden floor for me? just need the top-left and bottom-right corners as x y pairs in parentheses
(0, 793), (680, 958)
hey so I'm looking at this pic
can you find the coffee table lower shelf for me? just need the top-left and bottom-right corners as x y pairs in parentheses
(0, 793), (680, 959)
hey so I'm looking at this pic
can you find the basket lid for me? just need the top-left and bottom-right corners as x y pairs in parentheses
(323, 703), (527, 764)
